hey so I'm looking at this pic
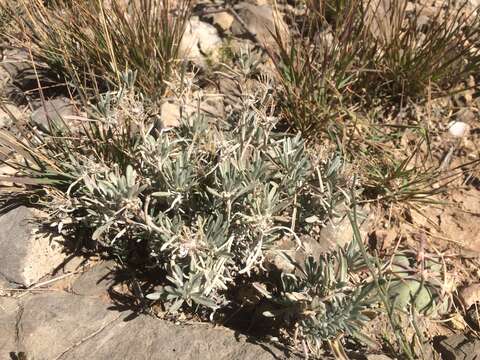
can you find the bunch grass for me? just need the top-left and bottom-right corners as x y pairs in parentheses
(3, 0), (191, 101)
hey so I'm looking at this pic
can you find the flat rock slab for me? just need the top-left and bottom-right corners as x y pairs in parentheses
(17, 292), (120, 360)
(8, 291), (292, 360)
(0, 206), (67, 287)
(1, 260), (296, 360)
(70, 261), (117, 297)
(67, 315), (291, 360)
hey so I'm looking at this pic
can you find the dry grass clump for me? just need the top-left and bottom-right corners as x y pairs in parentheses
(268, 0), (480, 208)
(271, 0), (480, 135)
(2, 0), (191, 100)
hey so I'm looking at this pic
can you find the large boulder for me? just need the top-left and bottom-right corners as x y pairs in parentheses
(18, 292), (120, 359)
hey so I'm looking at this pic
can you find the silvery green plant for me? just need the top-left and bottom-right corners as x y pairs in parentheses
(257, 242), (449, 352)
(0, 74), (320, 313)
(0, 73), (448, 355)
(259, 241), (375, 346)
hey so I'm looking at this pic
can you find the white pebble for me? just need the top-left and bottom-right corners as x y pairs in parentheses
(448, 121), (469, 138)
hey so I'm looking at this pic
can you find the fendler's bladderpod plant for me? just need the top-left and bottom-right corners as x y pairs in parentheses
(0, 74), (321, 314)
(0, 71), (449, 358)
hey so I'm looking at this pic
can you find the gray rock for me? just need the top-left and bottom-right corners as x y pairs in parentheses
(0, 103), (23, 128)
(160, 101), (182, 128)
(466, 305), (480, 330)
(468, 0), (480, 8)
(205, 11), (234, 32)
(218, 76), (262, 110)
(317, 204), (370, 253)
(67, 314), (291, 360)
(459, 283), (480, 309)
(160, 92), (225, 128)
(0, 49), (31, 82)
(180, 17), (222, 67)
(0, 48), (53, 94)
(456, 109), (476, 124)
(219, 77), (242, 104)
(188, 91), (224, 119)
(0, 206), (67, 287)
(30, 98), (76, 130)
(13, 284), (294, 360)
(18, 292), (121, 359)
(436, 334), (480, 360)
(267, 204), (370, 273)
(0, 273), (9, 291)
(0, 296), (20, 353)
(71, 261), (117, 297)
(231, 4), (289, 48)
(225, 37), (256, 58)
(0, 62), (10, 91)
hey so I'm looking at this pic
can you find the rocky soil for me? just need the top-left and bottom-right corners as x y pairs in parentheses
(1, 0), (480, 359)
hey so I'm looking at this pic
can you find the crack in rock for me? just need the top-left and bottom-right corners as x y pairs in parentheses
(53, 314), (122, 360)
(14, 302), (24, 349)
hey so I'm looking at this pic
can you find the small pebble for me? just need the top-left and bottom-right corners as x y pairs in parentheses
(448, 121), (470, 138)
